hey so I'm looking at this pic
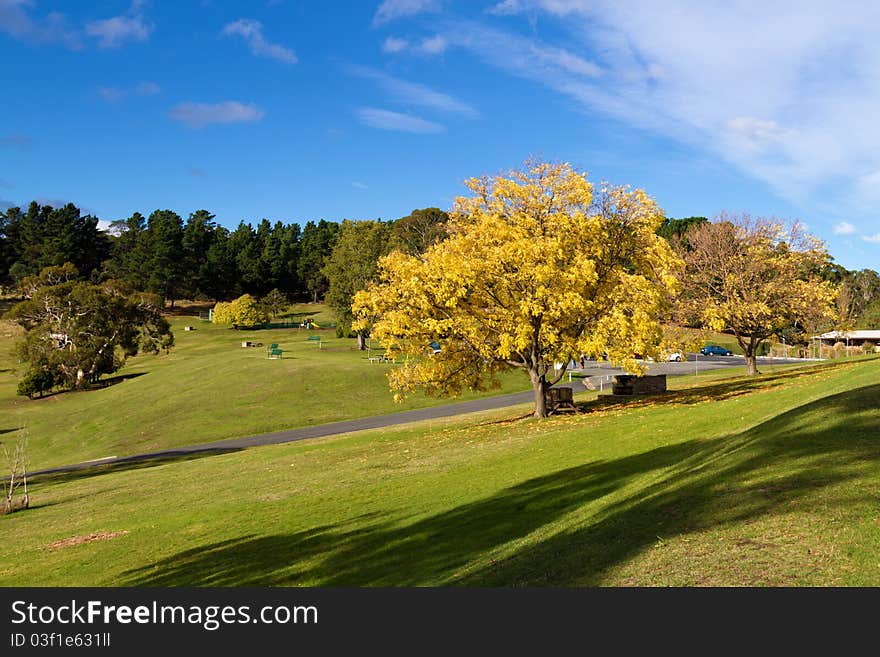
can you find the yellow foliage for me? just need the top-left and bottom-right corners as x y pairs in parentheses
(353, 160), (683, 414)
(212, 294), (268, 327)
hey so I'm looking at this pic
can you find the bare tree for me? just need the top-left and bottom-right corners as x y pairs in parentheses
(1, 430), (29, 514)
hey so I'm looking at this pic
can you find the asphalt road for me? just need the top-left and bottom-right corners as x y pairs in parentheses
(28, 352), (815, 478)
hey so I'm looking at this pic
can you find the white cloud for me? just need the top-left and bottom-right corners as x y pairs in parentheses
(862, 233), (880, 243)
(833, 222), (857, 235)
(352, 181), (368, 189)
(98, 86), (125, 103)
(487, 0), (521, 15)
(382, 34), (447, 56)
(356, 107), (444, 133)
(419, 34), (446, 54)
(436, 2), (880, 220)
(382, 36), (409, 53)
(85, 1), (153, 48)
(0, 0), (82, 48)
(351, 66), (477, 117)
(136, 81), (161, 95)
(373, 0), (440, 27)
(169, 101), (265, 128)
(220, 18), (297, 64)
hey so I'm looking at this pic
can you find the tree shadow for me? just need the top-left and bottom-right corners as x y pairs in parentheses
(277, 311), (318, 321)
(576, 358), (873, 414)
(29, 448), (244, 485)
(16, 372), (150, 401)
(90, 372), (148, 389)
(163, 302), (213, 317)
(120, 383), (880, 586)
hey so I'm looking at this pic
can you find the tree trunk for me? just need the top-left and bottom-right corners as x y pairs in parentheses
(745, 338), (760, 376)
(745, 354), (759, 376)
(531, 372), (549, 418)
(356, 332), (366, 351)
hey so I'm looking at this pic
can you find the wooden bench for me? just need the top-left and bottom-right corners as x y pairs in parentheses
(545, 386), (577, 414)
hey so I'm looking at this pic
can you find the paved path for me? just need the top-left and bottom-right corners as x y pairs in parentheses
(28, 354), (813, 478)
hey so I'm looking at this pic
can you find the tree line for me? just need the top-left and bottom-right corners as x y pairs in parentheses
(3, 181), (880, 409)
(4, 201), (877, 330)
(0, 202), (333, 304)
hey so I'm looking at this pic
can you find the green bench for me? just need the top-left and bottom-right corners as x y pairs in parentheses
(267, 343), (283, 359)
(306, 335), (322, 348)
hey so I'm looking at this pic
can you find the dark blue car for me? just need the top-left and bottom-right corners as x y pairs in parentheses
(700, 345), (733, 356)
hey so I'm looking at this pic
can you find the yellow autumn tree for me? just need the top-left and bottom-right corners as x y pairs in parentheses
(353, 160), (683, 417)
(678, 214), (836, 375)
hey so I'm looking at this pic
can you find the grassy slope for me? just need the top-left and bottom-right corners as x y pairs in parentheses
(2, 357), (877, 586)
(0, 309), (528, 469)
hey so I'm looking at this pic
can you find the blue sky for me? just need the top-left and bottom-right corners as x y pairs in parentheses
(1, 0), (878, 271)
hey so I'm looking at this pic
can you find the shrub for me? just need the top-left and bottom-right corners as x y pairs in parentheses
(211, 295), (268, 328)
(16, 368), (58, 399)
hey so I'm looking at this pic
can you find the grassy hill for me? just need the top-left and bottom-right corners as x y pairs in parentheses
(2, 356), (877, 586)
(0, 305), (530, 470)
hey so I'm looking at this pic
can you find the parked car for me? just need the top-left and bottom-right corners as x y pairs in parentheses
(666, 351), (684, 362)
(700, 345), (733, 356)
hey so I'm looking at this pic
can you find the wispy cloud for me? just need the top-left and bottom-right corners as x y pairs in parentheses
(221, 19), (297, 64)
(34, 197), (97, 215)
(98, 86), (125, 103)
(382, 36), (409, 53)
(85, 1), (153, 48)
(351, 66), (477, 117)
(433, 2), (880, 224)
(0, 0), (82, 48)
(169, 101), (265, 128)
(356, 107), (444, 133)
(833, 222), (857, 236)
(383, 33), (447, 55)
(862, 234), (880, 243)
(0, 134), (31, 147)
(0, 199), (15, 211)
(373, 0), (440, 27)
(136, 81), (161, 95)
(352, 181), (368, 189)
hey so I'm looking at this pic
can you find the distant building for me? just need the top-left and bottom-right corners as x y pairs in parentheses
(814, 330), (880, 347)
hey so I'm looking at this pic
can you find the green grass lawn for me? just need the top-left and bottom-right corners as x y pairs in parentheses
(2, 356), (878, 586)
(0, 307), (533, 470)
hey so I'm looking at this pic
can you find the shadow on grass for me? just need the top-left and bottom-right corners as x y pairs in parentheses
(163, 303), (213, 317)
(278, 311), (318, 321)
(576, 357), (878, 414)
(120, 382), (880, 586)
(29, 448), (244, 486)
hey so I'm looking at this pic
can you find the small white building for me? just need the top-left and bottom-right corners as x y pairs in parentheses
(815, 330), (880, 347)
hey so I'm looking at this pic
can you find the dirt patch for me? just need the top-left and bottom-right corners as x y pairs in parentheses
(47, 530), (129, 550)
